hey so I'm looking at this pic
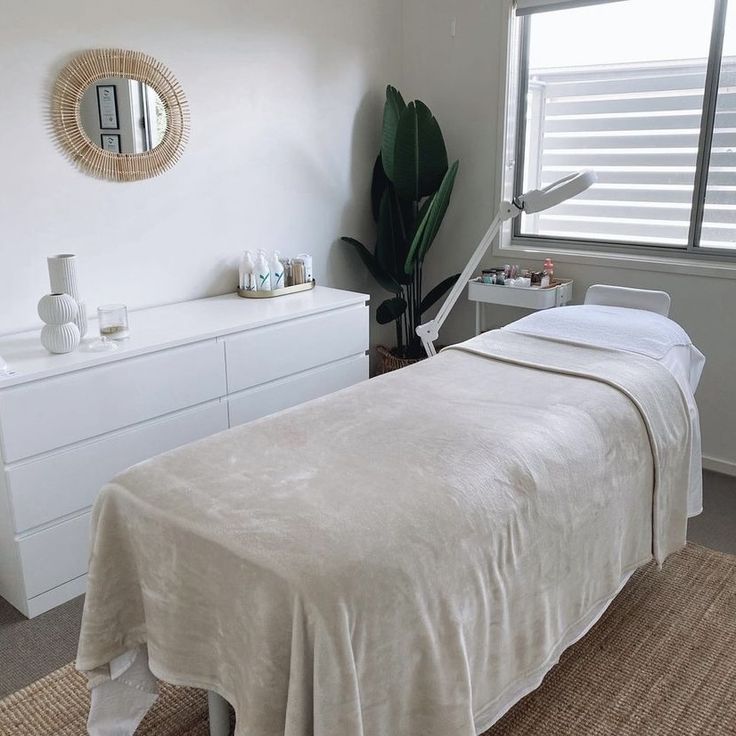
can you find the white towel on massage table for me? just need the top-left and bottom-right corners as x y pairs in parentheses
(504, 305), (705, 515)
(78, 331), (692, 736)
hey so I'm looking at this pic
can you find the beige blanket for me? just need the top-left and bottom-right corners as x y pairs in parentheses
(77, 331), (692, 736)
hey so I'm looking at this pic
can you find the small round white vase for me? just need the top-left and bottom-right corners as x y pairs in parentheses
(40, 323), (81, 354)
(37, 293), (79, 325)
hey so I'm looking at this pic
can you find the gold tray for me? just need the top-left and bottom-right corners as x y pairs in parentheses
(237, 280), (316, 299)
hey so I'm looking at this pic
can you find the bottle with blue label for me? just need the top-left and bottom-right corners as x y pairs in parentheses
(270, 252), (285, 290)
(255, 251), (271, 292)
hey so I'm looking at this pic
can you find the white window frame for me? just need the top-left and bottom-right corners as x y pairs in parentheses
(494, 0), (736, 275)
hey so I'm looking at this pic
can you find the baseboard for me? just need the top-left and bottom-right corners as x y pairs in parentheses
(703, 455), (736, 477)
(25, 573), (87, 618)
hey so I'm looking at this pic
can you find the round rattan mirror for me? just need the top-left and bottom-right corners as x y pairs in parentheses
(51, 49), (190, 182)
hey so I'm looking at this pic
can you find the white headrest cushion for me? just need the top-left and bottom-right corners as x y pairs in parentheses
(584, 285), (671, 317)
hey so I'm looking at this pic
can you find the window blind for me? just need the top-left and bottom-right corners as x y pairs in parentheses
(520, 59), (736, 248)
(516, 0), (627, 16)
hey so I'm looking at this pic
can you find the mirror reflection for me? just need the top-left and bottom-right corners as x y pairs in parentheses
(80, 78), (167, 154)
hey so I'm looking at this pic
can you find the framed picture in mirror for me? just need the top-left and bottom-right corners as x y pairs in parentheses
(96, 85), (119, 129)
(100, 134), (121, 153)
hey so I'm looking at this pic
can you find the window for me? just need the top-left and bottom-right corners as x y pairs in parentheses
(700, 0), (736, 249)
(512, 0), (736, 256)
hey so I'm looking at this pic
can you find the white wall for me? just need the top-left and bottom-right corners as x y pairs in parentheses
(2, 0), (733, 471)
(401, 0), (736, 473)
(0, 0), (402, 335)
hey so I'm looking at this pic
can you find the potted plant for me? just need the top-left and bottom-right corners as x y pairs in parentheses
(342, 86), (460, 373)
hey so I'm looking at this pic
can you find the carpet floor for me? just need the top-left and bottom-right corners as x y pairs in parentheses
(1, 544), (734, 735)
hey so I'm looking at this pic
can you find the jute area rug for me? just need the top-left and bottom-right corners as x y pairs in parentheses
(1, 543), (734, 735)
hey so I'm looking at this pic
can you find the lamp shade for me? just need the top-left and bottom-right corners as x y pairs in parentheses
(520, 171), (597, 214)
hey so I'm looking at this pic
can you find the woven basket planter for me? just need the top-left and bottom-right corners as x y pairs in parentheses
(376, 345), (431, 374)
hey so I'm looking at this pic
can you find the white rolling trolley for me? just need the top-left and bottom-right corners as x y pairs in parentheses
(468, 277), (574, 335)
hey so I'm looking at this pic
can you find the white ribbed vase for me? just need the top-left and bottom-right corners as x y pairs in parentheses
(47, 254), (88, 338)
(38, 292), (80, 354)
(40, 323), (81, 354)
(37, 293), (78, 325)
(75, 300), (88, 339)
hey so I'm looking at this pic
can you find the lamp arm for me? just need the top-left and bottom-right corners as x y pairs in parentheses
(433, 213), (502, 329)
(415, 171), (596, 357)
(416, 206), (511, 357)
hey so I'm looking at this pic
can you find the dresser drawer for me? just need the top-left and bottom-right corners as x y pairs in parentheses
(7, 400), (228, 534)
(19, 512), (91, 598)
(0, 340), (226, 462)
(229, 354), (368, 427)
(224, 305), (368, 394)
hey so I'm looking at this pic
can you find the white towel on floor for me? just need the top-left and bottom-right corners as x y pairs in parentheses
(87, 648), (158, 736)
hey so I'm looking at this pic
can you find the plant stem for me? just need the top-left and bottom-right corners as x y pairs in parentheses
(401, 288), (409, 355)
(402, 285), (409, 356)
(418, 263), (423, 321)
(414, 280), (419, 353)
(414, 266), (421, 348)
(406, 283), (414, 349)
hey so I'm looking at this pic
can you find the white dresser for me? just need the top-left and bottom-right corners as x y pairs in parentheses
(0, 287), (369, 617)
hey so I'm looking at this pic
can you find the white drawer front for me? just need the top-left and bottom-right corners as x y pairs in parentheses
(26, 574), (88, 618)
(225, 305), (368, 394)
(8, 400), (228, 534)
(0, 340), (226, 462)
(19, 512), (91, 598)
(229, 354), (368, 427)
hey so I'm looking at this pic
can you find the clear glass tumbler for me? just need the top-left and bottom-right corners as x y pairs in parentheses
(98, 304), (130, 340)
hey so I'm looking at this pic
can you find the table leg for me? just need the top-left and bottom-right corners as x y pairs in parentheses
(475, 302), (483, 336)
(208, 691), (231, 736)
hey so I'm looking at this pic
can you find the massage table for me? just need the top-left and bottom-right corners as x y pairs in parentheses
(76, 285), (704, 736)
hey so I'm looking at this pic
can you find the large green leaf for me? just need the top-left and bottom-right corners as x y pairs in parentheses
(395, 187), (417, 249)
(375, 189), (402, 277)
(340, 237), (401, 293)
(417, 160), (459, 262)
(404, 160), (459, 273)
(381, 86), (406, 182)
(376, 296), (407, 325)
(397, 193), (432, 278)
(410, 195), (433, 242)
(404, 209), (429, 275)
(420, 274), (460, 314)
(376, 188), (412, 285)
(370, 154), (389, 222)
(391, 101), (449, 202)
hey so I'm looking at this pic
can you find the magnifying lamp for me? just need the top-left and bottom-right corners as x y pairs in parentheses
(415, 170), (597, 357)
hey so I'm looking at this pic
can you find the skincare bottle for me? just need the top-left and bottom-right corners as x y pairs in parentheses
(282, 257), (293, 287)
(239, 251), (255, 290)
(296, 253), (313, 283)
(270, 252), (285, 290)
(242, 251), (256, 291)
(255, 251), (271, 292)
(543, 258), (555, 282)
